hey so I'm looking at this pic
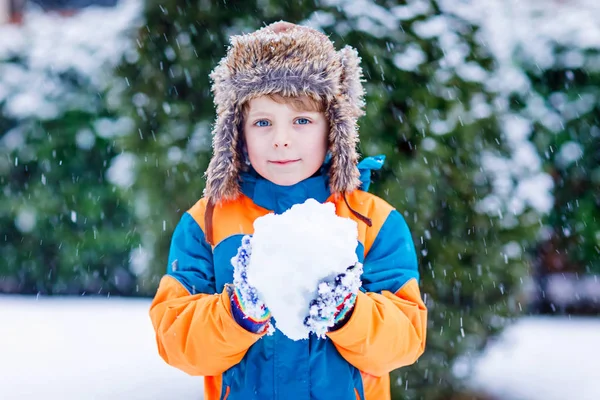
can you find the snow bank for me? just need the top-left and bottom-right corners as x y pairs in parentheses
(247, 199), (359, 340)
(466, 316), (600, 400)
(0, 295), (201, 399)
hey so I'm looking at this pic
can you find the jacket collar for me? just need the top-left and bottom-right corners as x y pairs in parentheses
(240, 168), (330, 214)
(238, 155), (385, 214)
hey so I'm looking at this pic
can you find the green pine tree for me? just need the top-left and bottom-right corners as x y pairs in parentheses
(511, 42), (600, 306)
(0, 13), (140, 295)
(0, 113), (140, 295)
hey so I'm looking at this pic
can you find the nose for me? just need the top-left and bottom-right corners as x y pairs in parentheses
(273, 127), (290, 148)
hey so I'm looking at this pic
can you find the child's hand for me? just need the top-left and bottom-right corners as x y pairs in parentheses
(229, 236), (272, 334)
(303, 263), (363, 339)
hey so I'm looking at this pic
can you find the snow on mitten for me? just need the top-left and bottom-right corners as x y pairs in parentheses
(304, 263), (363, 339)
(229, 236), (272, 334)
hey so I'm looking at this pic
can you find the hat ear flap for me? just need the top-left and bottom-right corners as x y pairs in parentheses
(204, 106), (243, 201)
(327, 46), (365, 194)
(338, 46), (366, 120)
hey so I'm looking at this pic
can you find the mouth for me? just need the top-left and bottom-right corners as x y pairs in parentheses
(269, 159), (300, 165)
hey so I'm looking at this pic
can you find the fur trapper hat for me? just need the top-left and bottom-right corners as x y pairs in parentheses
(204, 21), (365, 203)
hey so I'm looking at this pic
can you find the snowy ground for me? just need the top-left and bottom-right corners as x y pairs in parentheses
(1, 295), (599, 399)
(0, 296), (201, 400)
(469, 317), (600, 400)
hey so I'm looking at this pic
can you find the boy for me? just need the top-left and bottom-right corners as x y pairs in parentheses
(150, 21), (427, 400)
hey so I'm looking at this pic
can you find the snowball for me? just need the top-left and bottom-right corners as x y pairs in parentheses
(247, 199), (359, 341)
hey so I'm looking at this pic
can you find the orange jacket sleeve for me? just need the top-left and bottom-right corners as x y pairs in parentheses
(149, 212), (264, 376)
(327, 209), (427, 376)
(327, 281), (427, 377)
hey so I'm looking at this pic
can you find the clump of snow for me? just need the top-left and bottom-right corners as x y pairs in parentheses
(106, 152), (137, 188)
(479, 113), (554, 216)
(1, 127), (26, 152)
(75, 128), (96, 150)
(513, 173), (554, 215)
(246, 199), (359, 341)
(502, 241), (522, 260)
(421, 137), (437, 151)
(556, 141), (584, 168)
(94, 117), (136, 139)
(300, 11), (336, 31)
(457, 62), (488, 83)
(391, 1), (431, 21)
(412, 15), (449, 39)
(320, 0), (398, 37)
(129, 244), (152, 276)
(14, 208), (37, 233)
(393, 44), (426, 72)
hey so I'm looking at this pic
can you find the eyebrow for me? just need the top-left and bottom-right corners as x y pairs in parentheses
(247, 111), (274, 118)
(248, 110), (320, 118)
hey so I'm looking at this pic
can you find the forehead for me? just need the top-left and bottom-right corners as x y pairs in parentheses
(245, 94), (324, 114)
(246, 96), (280, 109)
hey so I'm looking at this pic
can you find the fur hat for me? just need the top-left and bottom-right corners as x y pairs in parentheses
(204, 21), (365, 203)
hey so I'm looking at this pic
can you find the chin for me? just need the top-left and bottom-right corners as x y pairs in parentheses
(270, 177), (303, 186)
(268, 174), (310, 186)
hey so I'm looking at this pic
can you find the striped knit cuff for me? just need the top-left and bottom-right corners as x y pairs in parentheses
(330, 293), (357, 331)
(230, 285), (271, 334)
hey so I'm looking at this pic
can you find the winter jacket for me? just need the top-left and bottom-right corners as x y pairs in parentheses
(149, 159), (427, 400)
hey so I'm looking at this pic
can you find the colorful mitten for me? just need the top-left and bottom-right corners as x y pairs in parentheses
(304, 263), (363, 339)
(230, 236), (272, 334)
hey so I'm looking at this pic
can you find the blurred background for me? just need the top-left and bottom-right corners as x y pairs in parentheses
(0, 0), (599, 399)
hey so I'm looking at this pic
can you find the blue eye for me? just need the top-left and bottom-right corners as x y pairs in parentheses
(255, 120), (271, 127)
(295, 118), (310, 125)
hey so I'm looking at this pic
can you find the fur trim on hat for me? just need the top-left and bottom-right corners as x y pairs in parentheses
(205, 22), (365, 203)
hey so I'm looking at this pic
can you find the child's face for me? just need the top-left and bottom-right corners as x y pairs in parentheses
(243, 95), (328, 187)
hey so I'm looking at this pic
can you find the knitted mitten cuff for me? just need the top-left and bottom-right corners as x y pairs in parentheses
(229, 285), (271, 334)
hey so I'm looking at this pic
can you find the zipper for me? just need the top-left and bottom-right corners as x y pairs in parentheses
(354, 388), (363, 400)
(222, 386), (230, 400)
